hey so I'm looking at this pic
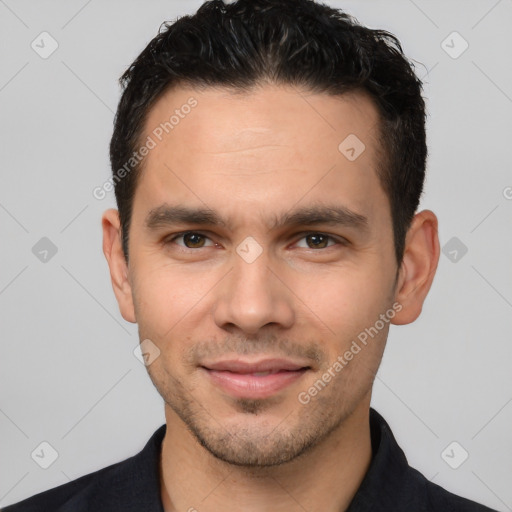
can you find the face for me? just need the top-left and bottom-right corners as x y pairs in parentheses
(112, 84), (402, 466)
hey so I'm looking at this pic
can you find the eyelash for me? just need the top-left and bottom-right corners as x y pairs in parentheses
(163, 231), (347, 251)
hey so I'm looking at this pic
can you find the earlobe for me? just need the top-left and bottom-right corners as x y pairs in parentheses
(391, 209), (440, 326)
(101, 208), (136, 323)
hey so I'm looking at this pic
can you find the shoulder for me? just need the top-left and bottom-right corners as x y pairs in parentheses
(413, 466), (498, 512)
(1, 424), (166, 512)
(0, 462), (121, 512)
(364, 409), (498, 512)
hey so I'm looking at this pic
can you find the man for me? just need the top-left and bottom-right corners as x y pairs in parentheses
(2, 0), (498, 510)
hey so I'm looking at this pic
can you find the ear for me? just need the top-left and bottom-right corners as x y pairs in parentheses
(391, 209), (440, 325)
(101, 208), (136, 323)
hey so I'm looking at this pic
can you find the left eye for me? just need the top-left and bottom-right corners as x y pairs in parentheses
(295, 233), (339, 249)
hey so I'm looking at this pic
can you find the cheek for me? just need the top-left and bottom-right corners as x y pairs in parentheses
(292, 266), (392, 388)
(132, 263), (201, 337)
(293, 267), (389, 335)
(133, 268), (201, 381)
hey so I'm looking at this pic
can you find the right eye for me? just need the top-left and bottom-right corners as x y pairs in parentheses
(164, 231), (217, 250)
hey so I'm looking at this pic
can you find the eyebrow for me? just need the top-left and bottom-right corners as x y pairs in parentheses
(144, 203), (369, 233)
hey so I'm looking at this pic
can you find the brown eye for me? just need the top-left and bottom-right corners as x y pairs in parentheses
(166, 232), (215, 249)
(295, 233), (340, 249)
(182, 232), (206, 248)
(305, 234), (330, 249)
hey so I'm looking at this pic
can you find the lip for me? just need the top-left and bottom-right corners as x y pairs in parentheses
(202, 358), (309, 373)
(200, 358), (311, 399)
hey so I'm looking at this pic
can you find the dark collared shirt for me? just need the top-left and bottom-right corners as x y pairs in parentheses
(1, 408), (498, 511)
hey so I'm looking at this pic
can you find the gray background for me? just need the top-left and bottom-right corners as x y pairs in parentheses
(1, 0), (511, 509)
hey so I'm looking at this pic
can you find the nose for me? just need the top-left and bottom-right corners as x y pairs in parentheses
(212, 246), (295, 335)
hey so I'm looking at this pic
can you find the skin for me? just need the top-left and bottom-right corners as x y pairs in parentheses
(102, 83), (440, 511)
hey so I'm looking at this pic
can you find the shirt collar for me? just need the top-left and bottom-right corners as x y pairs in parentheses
(346, 407), (415, 511)
(109, 407), (413, 512)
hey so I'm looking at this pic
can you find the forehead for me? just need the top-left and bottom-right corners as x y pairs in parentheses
(134, 83), (388, 231)
(143, 83), (381, 154)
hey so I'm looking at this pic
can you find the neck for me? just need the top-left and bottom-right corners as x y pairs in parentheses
(159, 403), (373, 512)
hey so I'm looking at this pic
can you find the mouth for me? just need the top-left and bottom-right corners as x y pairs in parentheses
(200, 358), (311, 400)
